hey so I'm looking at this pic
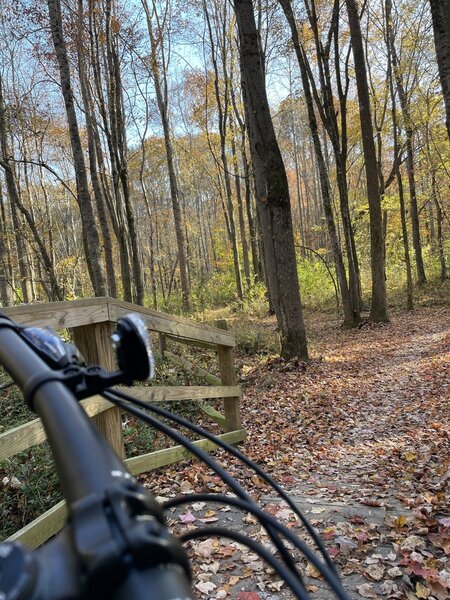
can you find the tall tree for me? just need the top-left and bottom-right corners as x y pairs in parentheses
(103, 0), (144, 304)
(386, 0), (427, 284)
(233, 0), (308, 360)
(203, 0), (244, 300)
(278, 0), (359, 328)
(87, 0), (133, 301)
(47, 0), (106, 296)
(0, 181), (13, 305)
(77, 0), (117, 298)
(429, 0), (450, 143)
(0, 73), (63, 301)
(345, 0), (389, 322)
(142, 0), (191, 311)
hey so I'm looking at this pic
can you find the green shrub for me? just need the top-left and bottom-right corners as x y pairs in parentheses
(297, 258), (337, 309)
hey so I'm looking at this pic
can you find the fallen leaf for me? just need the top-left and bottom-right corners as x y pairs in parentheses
(360, 498), (384, 507)
(194, 539), (215, 558)
(401, 536), (426, 551)
(179, 510), (196, 524)
(306, 563), (324, 580)
(179, 480), (194, 493)
(380, 580), (398, 595)
(357, 583), (378, 598)
(195, 581), (217, 595)
(267, 580), (284, 591)
(365, 564), (385, 581)
(387, 566), (402, 578)
(415, 582), (430, 599)
(404, 452), (417, 462)
(394, 515), (408, 527)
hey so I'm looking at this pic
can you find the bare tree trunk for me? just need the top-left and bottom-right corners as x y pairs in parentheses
(278, 0), (357, 327)
(238, 91), (261, 282)
(0, 182), (13, 305)
(234, 0), (308, 359)
(0, 75), (63, 301)
(346, 0), (389, 322)
(203, 1), (244, 301)
(104, 0), (144, 304)
(386, 0), (426, 284)
(230, 119), (251, 288)
(433, 187), (447, 281)
(142, 0), (190, 310)
(47, 0), (106, 296)
(78, 0), (117, 298)
(88, 1), (133, 301)
(429, 0), (450, 143)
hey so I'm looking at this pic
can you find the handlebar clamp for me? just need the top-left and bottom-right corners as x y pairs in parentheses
(68, 483), (191, 595)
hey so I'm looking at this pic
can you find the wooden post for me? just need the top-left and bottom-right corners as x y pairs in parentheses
(215, 319), (241, 432)
(72, 321), (125, 458)
(158, 333), (167, 358)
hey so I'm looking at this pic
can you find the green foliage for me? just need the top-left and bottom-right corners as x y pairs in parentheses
(240, 282), (270, 317)
(0, 373), (31, 432)
(192, 270), (241, 310)
(235, 324), (277, 355)
(1, 444), (61, 540)
(297, 258), (338, 309)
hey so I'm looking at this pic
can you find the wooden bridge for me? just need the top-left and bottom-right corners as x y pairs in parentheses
(0, 297), (245, 547)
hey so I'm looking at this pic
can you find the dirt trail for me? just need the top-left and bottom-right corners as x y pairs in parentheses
(154, 307), (450, 599)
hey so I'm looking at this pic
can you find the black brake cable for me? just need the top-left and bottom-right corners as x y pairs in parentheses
(102, 390), (349, 599)
(102, 389), (304, 588)
(180, 526), (308, 600)
(103, 386), (337, 575)
(165, 493), (349, 600)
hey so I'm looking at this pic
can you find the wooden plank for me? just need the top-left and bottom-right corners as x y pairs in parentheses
(1, 297), (236, 345)
(164, 334), (218, 350)
(72, 322), (124, 458)
(0, 388), (240, 459)
(7, 430), (247, 548)
(107, 298), (235, 338)
(108, 299), (235, 347)
(199, 403), (227, 428)
(113, 385), (240, 403)
(7, 500), (67, 549)
(164, 351), (222, 386)
(0, 418), (47, 461)
(1, 297), (109, 329)
(0, 396), (113, 460)
(125, 429), (247, 475)
(216, 320), (241, 432)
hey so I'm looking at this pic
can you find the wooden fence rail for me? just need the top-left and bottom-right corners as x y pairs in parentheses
(1, 297), (245, 547)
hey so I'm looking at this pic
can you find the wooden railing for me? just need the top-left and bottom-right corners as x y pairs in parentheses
(1, 297), (245, 547)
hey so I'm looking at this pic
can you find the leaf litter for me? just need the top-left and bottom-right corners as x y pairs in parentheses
(140, 307), (449, 598)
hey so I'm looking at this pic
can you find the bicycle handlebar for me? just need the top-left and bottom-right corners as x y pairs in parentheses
(0, 315), (193, 600)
